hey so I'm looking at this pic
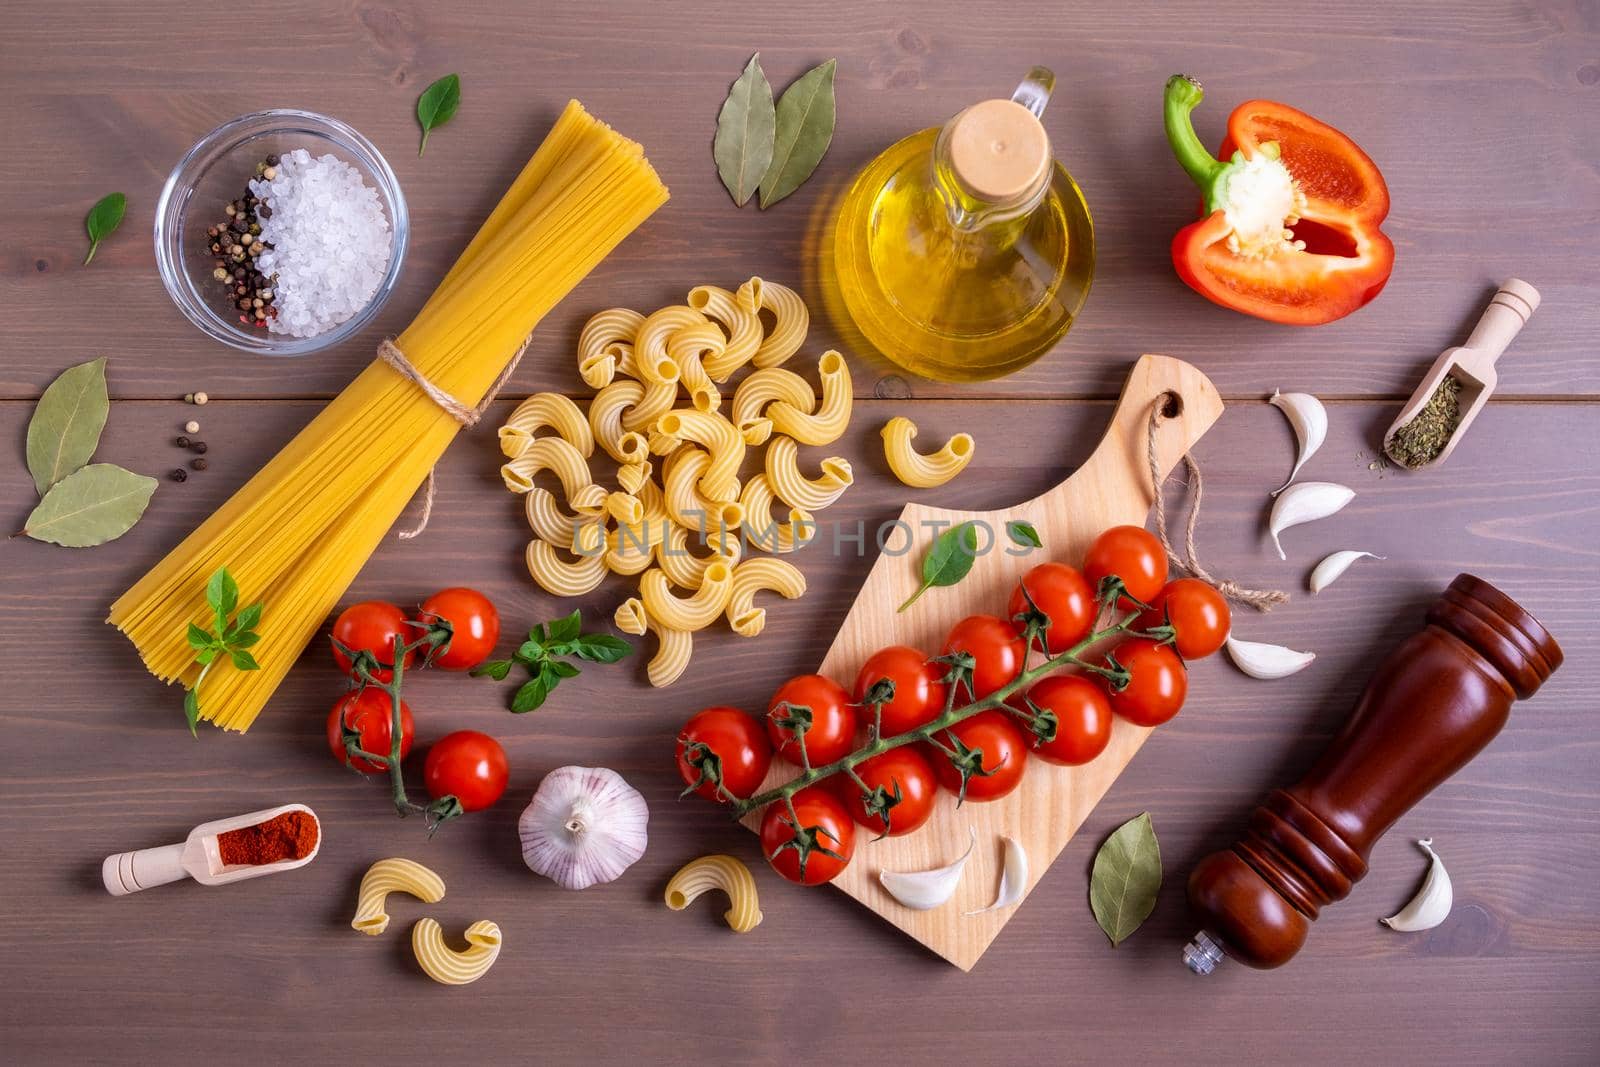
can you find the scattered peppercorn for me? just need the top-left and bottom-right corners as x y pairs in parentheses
(191, 458), (208, 471)
(193, 441), (209, 454)
(176, 435), (191, 448)
(171, 468), (188, 482)
(201, 161), (278, 329)
(193, 392), (209, 405)
(185, 420), (201, 434)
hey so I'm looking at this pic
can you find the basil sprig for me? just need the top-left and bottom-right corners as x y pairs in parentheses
(182, 567), (264, 737)
(473, 609), (631, 713)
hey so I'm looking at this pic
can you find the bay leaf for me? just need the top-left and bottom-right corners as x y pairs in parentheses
(714, 53), (776, 206)
(758, 58), (837, 209)
(23, 463), (157, 547)
(26, 357), (109, 495)
(1089, 812), (1162, 947)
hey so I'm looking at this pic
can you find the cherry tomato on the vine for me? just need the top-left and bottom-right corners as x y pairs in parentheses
(760, 785), (856, 886)
(941, 615), (1026, 700)
(1015, 674), (1113, 766)
(423, 730), (509, 812)
(845, 746), (938, 837)
(326, 688), (414, 774)
(853, 645), (947, 737)
(676, 706), (773, 802)
(1135, 578), (1230, 659)
(1008, 561), (1096, 652)
(331, 600), (415, 682)
(1106, 637), (1188, 727)
(767, 675), (857, 767)
(931, 709), (1029, 802)
(1083, 526), (1168, 608)
(418, 587), (500, 671)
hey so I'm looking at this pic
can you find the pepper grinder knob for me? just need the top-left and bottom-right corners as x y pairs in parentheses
(1182, 930), (1227, 975)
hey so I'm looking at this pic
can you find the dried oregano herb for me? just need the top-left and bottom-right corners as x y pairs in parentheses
(1388, 374), (1462, 468)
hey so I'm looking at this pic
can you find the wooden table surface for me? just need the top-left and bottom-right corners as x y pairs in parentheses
(2, 1), (1596, 1063)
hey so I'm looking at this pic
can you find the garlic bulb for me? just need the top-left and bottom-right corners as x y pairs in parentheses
(1226, 635), (1316, 679)
(1269, 481), (1355, 560)
(520, 766), (648, 890)
(1380, 838), (1452, 932)
(964, 836), (1027, 916)
(1310, 550), (1384, 593)
(879, 828), (975, 910)
(1269, 390), (1327, 494)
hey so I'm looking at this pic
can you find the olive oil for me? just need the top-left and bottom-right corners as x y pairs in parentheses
(832, 79), (1094, 382)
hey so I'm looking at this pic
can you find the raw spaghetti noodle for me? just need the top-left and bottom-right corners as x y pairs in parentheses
(108, 102), (668, 731)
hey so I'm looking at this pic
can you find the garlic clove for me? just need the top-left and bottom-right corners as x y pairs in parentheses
(519, 766), (649, 890)
(1380, 838), (1453, 932)
(964, 836), (1028, 916)
(1310, 550), (1385, 594)
(1269, 389), (1327, 495)
(879, 827), (976, 910)
(1268, 481), (1355, 560)
(1226, 634), (1316, 679)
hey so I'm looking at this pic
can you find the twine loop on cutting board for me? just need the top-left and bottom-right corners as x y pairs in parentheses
(378, 336), (530, 540)
(1147, 394), (1288, 612)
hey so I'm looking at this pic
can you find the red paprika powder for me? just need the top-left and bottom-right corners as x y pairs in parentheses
(218, 810), (319, 866)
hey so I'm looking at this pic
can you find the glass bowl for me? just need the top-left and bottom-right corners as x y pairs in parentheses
(154, 109), (409, 356)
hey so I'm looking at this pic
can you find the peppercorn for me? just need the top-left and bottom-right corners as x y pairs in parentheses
(265, 153), (279, 166)
(193, 440), (209, 454)
(249, 222), (261, 235)
(224, 203), (236, 217)
(211, 267), (227, 282)
(191, 458), (208, 471)
(258, 204), (272, 219)
(262, 166), (277, 181)
(171, 468), (188, 482)
(185, 420), (201, 434)
(193, 392), (208, 405)
(231, 218), (247, 233)
(176, 435), (191, 448)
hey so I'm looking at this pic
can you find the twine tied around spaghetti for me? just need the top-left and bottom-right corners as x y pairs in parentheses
(1146, 393), (1288, 612)
(377, 337), (529, 539)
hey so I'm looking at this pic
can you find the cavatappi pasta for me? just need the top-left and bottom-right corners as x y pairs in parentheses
(412, 918), (503, 986)
(351, 858), (447, 936)
(880, 416), (976, 488)
(664, 854), (763, 933)
(502, 280), (846, 685)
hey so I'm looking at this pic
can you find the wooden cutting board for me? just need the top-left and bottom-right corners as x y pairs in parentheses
(743, 354), (1224, 970)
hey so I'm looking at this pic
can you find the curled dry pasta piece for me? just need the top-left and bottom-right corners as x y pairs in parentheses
(666, 320), (727, 413)
(621, 379), (678, 434)
(350, 857), (446, 936)
(589, 380), (644, 462)
(657, 410), (745, 502)
(737, 277), (808, 369)
(412, 918), (503, 986)
(569, 482), (610, 518)
(605, 490), (645, 526)
(767, 350), (852, 446)
(500, 437), (593, 498)
(664, 854), (764, 933)
(657, 521), (742, 589)
(634, 306), (705, 386)
(731, 367), (814, 447)
(604, 527), (656, 576)
(765, 435), (853, 511)
(618, 459), (653, 495)
(640, 563), (733, 632)
(739, 474), (816, 554)
(578, 307), (645, 389)
(614, 596), (693, 688)
(499, 392), (594, 460)
(663, 447), (745, 536)
(725, 557), (807, 637)
(880, 416), (976, 488)
(524, 487), (591, 547)
(689, 284), (763, 382)
(527, 537), (607, 597)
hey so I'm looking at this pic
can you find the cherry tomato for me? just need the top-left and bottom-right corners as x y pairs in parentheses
(418, 587), (500, 671)
(1083, 525), (1168, 608)
(326, 688), (414, 774)
(853, 645), (947, 737)
(423, 730), (509, 812)
(1135, 578), (1230, 659)
(1016, 674), (1113, 766)
(1106, 637), (1188, 727)
(941, 614), (1026, 700)
(931, 709), (1028, 802)
(331, 600), (415, 682)
(760, 785), (856, 886)
(1008, 561), (1096, 652)
(675, 706), (773, 802)
(845, 746), (938, 837)
(767, 674), (857, 767)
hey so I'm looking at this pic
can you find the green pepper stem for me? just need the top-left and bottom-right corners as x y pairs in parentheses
(1164, 75), (1229, 202)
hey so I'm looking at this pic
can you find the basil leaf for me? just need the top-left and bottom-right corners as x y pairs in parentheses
(186, 623), (213, 650)
(195, 647), (218, 666)
(233, 601), (264, 634)
(1089, 812), (1162, 947)
(1007, 520), (1043, 550)
(758, 59), (836, 209)
(548, 659), (581, 679)
(184, 689), (200, 738)
(416, 73), (461, 156)
(715, 53), (776, 206)
(514, 640), (546, 664)
(83, 193), (126, 266)
(898, 521), (980, 611)
(471, 659), (513, 681)
(546, 609), (582, 645)
(229, 631), (260, 649)
(510, 676), (549, 714)
(206, 567), (238, 621)
(230, 649), (260, 672)
(26, 358), (109, 496)
(22, 463), (156, 547)
(572, 633), (631, 664)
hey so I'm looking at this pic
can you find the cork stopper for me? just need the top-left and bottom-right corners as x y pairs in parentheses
(947, 98), (1050, 202)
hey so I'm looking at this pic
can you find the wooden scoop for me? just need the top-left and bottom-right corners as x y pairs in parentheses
(1384, 280), (1540, 470)
(102, 803), (319, 896)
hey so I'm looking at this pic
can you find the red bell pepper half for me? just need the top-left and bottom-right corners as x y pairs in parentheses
(1163, 74), (1393, 325)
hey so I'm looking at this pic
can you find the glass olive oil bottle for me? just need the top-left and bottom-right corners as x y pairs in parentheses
(832, 68), (1094, 382)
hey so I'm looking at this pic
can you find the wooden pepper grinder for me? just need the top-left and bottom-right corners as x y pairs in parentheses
(1183, 574), (1562, 973)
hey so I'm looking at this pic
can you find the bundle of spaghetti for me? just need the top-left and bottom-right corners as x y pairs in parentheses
(108, 101), (668, 731)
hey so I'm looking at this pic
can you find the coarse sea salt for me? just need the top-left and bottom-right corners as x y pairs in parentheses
(250, 149), (391, 339)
